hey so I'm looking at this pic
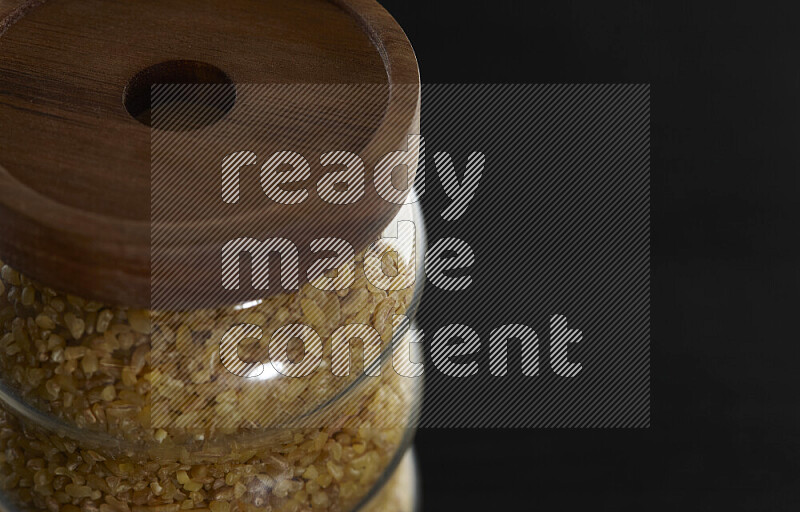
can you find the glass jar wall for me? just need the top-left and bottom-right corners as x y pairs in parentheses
(0, 202), (425, 512)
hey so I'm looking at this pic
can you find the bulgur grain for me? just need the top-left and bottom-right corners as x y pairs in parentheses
(0, 242), (419, 512)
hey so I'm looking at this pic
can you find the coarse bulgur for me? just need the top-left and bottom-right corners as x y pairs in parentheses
(0, 239), (420, 511)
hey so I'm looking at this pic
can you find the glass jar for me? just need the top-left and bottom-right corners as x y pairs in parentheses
(0, 417), (421, 512)
(0, 200), (425, 512)
(0, 0), (423, 509)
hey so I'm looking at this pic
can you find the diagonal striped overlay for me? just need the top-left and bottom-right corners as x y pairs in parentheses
(149, 84), (650, 430)
(415, 84), (650, 428)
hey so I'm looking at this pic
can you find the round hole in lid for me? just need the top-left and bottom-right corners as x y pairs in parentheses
(123, 60), (236, 130)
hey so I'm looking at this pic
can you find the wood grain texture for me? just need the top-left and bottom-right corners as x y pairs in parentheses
(0, 0), (420, 308)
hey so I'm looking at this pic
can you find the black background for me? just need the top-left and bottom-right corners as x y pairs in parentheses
(379, 0), (800, 510)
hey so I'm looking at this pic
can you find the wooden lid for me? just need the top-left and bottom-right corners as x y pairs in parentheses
(0, 0), (420, 308)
